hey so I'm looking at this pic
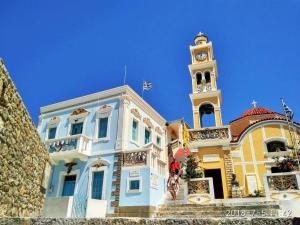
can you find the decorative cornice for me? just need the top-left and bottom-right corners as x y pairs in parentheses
(125, 87), (166, 125)
(40, 85), (166, 126)
(98, 104), (113, 113)
(40, 86), (127, 114)
(71, 108), (88, 116)
(143, 118), (153, 129)
(69, 108), (89, 121)
(131, 108), (141, 119)
(48, 116), (61, 125)
(120, 94), (131, 105)
(189, 62), (218, 81)
(155, 126), (162, 135)
(189, 90), (221, 103)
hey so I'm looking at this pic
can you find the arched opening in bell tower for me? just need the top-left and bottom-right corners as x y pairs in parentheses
(204, 71), (211, 84)
(196, 71), (212, 93)
(199, 103), (216, 127)
(196, 72), (202, 85)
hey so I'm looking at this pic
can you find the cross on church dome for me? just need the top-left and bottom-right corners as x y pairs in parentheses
(252, 100), (257, 108)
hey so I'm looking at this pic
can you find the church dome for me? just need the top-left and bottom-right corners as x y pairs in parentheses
(241, 107), (275, 118)
(230, 106), (287, 143)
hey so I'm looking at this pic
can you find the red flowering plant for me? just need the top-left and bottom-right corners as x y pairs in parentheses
(273, 156), (299, 172)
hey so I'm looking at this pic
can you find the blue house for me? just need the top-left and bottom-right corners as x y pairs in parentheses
(38, 86), (169, 218)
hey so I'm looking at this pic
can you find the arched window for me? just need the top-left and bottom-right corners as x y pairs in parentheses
(196, 73), (202, 85)
(204, 71), (211, 84)
(199, 103), (215, 127)
(267, 141), (286, 152)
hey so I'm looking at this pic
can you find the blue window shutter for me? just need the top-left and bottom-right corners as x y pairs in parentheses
(92, 171), (104, 199)
(98, 118), (108, 138)
(62, 175), (76, 196)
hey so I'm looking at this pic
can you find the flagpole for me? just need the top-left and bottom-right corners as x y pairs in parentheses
(123, 65), (127, 85)
(142, 80), (144, 99)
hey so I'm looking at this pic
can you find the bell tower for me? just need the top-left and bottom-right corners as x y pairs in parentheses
(189, 33), (223, 129)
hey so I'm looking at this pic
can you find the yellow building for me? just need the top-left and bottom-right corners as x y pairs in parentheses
(187, 33), (300, 199)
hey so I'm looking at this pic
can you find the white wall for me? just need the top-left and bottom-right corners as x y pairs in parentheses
(86, 199), (107, 218)
(43, 197), (73, 218)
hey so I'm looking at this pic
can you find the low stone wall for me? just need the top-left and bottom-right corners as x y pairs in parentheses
(0, 217), (298, 225)
(0, 59), (49, 217)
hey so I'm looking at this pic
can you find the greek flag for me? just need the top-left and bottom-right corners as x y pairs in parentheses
(281, 99), (294, 121)
(143, 81), (152, 91)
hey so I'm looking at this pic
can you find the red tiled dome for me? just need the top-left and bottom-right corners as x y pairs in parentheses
(241, 107), (275, 117)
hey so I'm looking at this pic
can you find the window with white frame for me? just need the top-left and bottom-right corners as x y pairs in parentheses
(144, 128), (151, 145)
(127, 177), (142, 193)
(71, 122), (83, 135)
(131, 119), (139, 142)
(68, 109), (89, 136)
(46, 117), (60, 140)
(98, 117), (108, 139)
(94, 105), (112, 141)
(156, 135), (161, 146)
(48, 127), (57, 140)
(267, 141), (286, 152)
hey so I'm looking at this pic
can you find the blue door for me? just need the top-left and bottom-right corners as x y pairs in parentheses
(92, 171), (104, 199)
(62, 175), (77, 196)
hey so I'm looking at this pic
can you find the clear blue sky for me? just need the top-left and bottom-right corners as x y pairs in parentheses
(1, 1), (299, 126)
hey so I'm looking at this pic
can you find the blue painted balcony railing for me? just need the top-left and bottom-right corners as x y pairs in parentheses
(48, 139), (78, 153)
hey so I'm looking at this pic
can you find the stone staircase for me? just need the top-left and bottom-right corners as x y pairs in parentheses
(164, 178), (187, 204)
(154, 201), (281, 218)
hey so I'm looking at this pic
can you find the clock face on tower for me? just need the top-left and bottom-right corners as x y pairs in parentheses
(196, 51), (208, 61)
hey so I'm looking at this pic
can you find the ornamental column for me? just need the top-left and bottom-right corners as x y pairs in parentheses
(116, 94), (131, 150)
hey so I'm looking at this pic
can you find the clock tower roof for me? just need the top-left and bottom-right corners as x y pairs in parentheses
(194, 32), (208, 45)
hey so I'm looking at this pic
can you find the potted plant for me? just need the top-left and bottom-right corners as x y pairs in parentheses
(183, 154), (203, 181)
(273, 156), (299, 172)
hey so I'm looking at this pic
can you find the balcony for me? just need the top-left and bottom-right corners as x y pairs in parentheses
(196, 83), (212, 93)
(122, 143), (167, 174)
(168, 139), (182, 156)
(188, 126), (231, 148)
(45, 134), (91, 163)
(264, 172), (300, 200)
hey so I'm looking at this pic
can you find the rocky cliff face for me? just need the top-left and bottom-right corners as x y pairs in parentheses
(0, 59), (49, 217)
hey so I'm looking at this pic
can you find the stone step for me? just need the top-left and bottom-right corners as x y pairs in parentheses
(159, 202), (279, 208)
(154, 209), (279, 218)
(158, 205), (280, 212)
(159, 202), (280, 208)
(153, 202), (281, 218)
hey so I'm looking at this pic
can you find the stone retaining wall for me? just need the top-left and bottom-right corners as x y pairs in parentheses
(0, 59), (49, 217)
(0, 217), (299, 225)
